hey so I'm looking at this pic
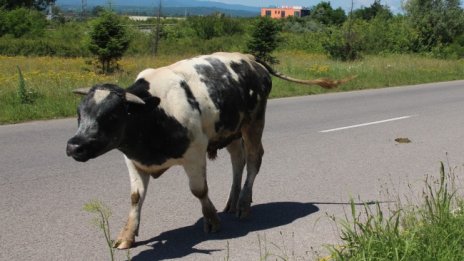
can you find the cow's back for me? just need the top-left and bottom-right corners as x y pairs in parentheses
(136, 52), (272, 142)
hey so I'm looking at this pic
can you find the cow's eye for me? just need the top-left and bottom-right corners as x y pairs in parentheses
(105, 114), (119, 123)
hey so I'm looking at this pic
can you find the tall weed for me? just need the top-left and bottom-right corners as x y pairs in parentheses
(327, 162), (464, 260)
(16, 66), (38, 104)
(83, 199), (132, 261)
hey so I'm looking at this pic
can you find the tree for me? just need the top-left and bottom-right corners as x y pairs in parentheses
(353, 0), (393, 20)
(246, 17), (281, 64)
(323, 0), (362, 61)
(309, 1), (346, 25)
(88, 11), (130, 73)
(0, 0), (55, 11)
(1, 7), (47, 37)
(404, 0), (464, 51)
(91, 6), (105, 17)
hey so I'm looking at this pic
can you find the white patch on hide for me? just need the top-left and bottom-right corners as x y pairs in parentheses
(93, 89), (110, 104)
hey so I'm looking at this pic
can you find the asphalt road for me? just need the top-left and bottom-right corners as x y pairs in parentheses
(2, 80), (464, 261)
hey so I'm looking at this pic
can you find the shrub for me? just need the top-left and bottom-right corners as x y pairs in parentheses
(88, 11), (130, 73)
(446, 34), (464, 58)
(278, 32), (326, 53)
(188, 13), (243, 40)
(1, 7), (47, 38)
(360, 16), (418, 54)
(281, 16), (326, 33)
(246, 17), (282, 64)
(431, 38), (464, 59)
(309, 1), (347, 26)
(323, 24), (362, 61)
(0, 0), (55, 11)
(404, 0), (464, 51)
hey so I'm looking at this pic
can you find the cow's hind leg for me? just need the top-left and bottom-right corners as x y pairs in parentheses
(184, 153), (221, 233)
(237, 118), (265, 219)
(114, 157), (150, 249)
(224, 138), (246, 213)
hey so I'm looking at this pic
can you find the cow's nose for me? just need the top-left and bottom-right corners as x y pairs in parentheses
(66, 142), (82, 156)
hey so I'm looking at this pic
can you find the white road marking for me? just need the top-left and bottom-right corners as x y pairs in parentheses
(319, 115), (416, 133)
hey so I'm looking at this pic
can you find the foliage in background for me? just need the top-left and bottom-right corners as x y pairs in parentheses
(352, 0), (392, 20)
(404, 0), (464, 52)
(323, 26), (362, 61)
(0, 7), (47, 37)
(88, 11), (130, 73)
(357, 16), (418, 54)
(309, 1), (346, 26)
(188, 12), (243, 40)
(246, 17), (281, 64)
(0, 0), (54, 11)
(323, 1), (362, 62)
(0, 1), (463, 59)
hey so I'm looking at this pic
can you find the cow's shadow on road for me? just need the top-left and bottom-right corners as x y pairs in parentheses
(131, 201), (319, 261)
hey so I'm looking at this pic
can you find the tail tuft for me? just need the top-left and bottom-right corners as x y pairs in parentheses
(313, 75), (357, 89)
(255, 56), (357, 89)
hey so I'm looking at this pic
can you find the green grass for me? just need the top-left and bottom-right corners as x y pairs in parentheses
(0, 51), (463, 124)
(0, 54), (191, 124)
(325, 162), (464, 261)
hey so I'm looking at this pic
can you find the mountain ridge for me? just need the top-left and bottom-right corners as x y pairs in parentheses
(56, 0), (261, 12)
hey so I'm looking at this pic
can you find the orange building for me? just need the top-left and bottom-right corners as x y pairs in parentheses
(261, 6), (310, 19)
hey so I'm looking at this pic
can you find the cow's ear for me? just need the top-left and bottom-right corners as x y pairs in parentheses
(72, 88), (91, 95)
(125, 93), (145, 105)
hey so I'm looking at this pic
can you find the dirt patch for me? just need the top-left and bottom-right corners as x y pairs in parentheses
(395, 137), (411, 144)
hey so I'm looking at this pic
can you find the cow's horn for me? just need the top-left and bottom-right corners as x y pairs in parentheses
(72, 88), (91, 95)
(125, 93), (145, 105)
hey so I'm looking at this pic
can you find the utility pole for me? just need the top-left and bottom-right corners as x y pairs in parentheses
(152, 0), (162, 56)
(107, 0), (113, 11)
(81, 0), (87, 19)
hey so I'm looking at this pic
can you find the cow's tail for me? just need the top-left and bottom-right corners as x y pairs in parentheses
(254, 57), (356, 89)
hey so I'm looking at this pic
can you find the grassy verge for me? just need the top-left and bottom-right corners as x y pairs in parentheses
(271, 50), (464, 98)
(325, 162), (464, 261)
(0, 52), (463, 124)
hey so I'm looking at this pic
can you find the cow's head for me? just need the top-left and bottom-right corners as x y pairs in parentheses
(66, 84), (145, 162)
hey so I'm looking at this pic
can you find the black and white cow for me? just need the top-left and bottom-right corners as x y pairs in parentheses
(66, 52), (350, 249)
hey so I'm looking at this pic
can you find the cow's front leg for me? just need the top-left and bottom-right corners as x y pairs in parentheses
(113, 157), (150, 249)
(184, 154), (220, 233)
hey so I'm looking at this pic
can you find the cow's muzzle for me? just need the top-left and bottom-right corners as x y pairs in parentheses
(66, 137), (92, 162)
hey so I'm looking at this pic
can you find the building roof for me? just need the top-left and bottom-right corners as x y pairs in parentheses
(261, 6), (308, 10)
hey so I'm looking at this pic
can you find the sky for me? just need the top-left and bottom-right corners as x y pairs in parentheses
(213, 0), (404, 13)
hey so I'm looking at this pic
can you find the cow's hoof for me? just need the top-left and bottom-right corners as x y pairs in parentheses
(203, 216), (221, 233)
(113, 239), (134, 250)
(236, 200), (251, 219)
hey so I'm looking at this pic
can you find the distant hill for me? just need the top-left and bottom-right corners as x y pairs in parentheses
(56, 0), (261, 17)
